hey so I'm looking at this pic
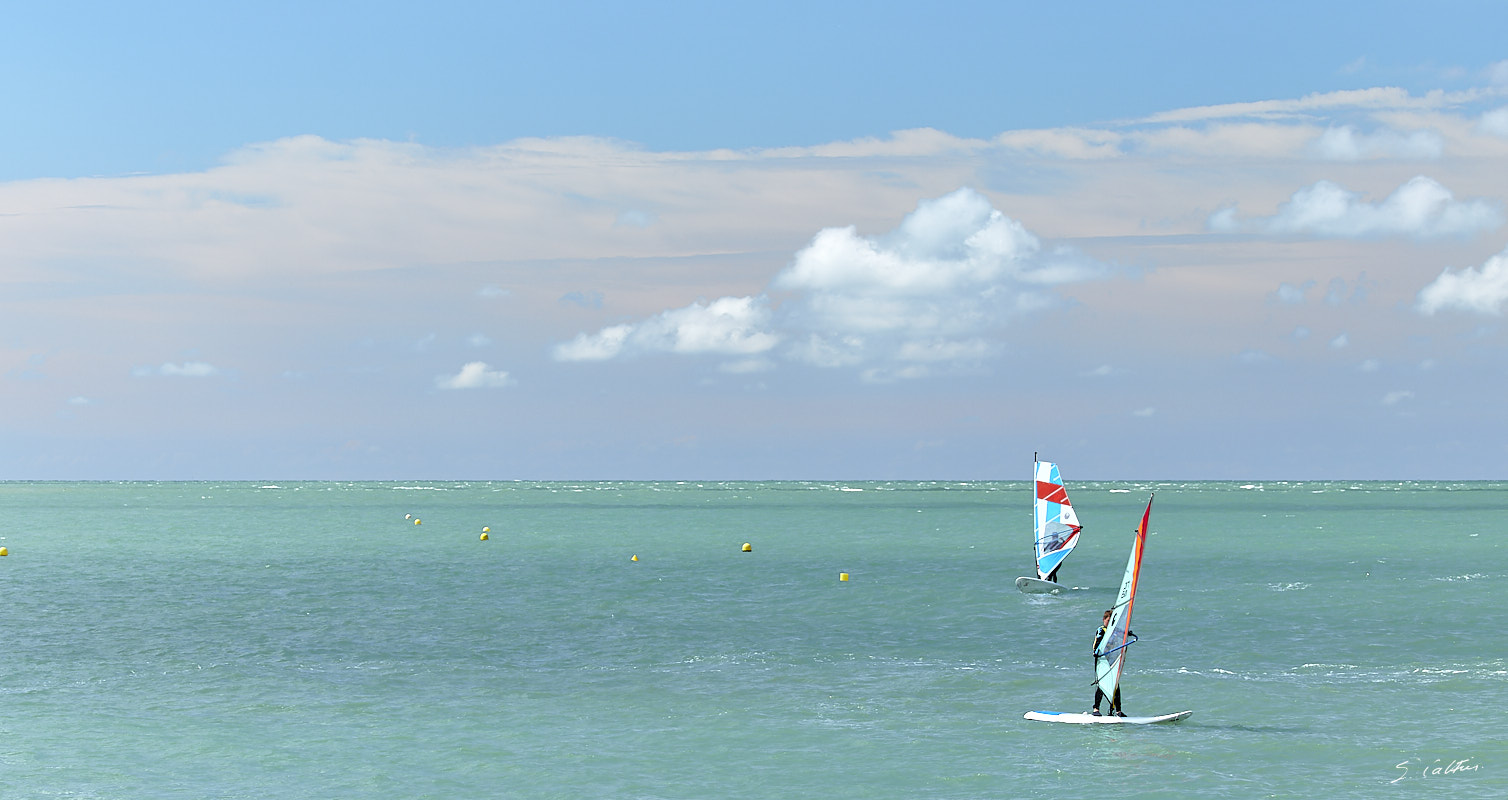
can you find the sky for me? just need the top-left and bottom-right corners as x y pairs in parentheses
(4, 1), (1508, 480)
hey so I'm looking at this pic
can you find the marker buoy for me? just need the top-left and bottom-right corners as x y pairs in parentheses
(631, 554), (639, 562)
(0, 547), (8, 557)
(839, 572), (849, 581)
(741, 542), (752, 552)
(480, 532), (489, 541)
(414, 519), (421, 525)
(405, 514), (412, 520)
(482, 526), (491, 533)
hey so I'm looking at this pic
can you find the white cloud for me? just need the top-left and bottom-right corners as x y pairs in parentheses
(554, 296), (777, 362)
(1477, 107), (1508, 137)
(896, 338), (993, 363)
(1416, 246), (1508, 315)
(554, 188), (1111, 375)
(553, 324), (634, 361)
(773, 188), (1108, 366)
(1132, 407), (1156, 417)
(1271, 281), (1314, 305)
(1330, 333), (1349, 349)
(994, 128), (1123, 160)
(436, 361), (514, 389)
(718, 358), (775, 374)
(1141, 86), (1473, 125)
(133, 362), (222, 378)
(1310, 125), (1443, 160)
(1212, 176), (1502, 239)
(67, 396), (91, 405)
(1490, 60), (1508, 86)
(1359, 359), (1380, 372)
(1382, 390), (1414, 406)
(467, 333), (492, 348)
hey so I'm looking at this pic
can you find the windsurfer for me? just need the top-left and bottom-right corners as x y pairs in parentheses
(1091, 609), (1132, 716)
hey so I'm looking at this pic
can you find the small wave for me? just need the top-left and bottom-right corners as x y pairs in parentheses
(1435, 574), (1487, 582)
(1269, 582), (1310, 592)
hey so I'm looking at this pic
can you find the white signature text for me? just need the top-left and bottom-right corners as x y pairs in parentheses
(1392, 757), (1480, 783)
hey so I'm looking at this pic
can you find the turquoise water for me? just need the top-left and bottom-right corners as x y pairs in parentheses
(0, 481), (1502, 798)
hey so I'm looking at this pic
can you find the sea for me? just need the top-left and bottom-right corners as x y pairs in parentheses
(0, 480), (1501, 799)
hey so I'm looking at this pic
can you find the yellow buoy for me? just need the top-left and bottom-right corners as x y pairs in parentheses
(414, 519), (421, 525)
(480, 532), (489, 541)
(741, 542), (752, 552)
(631, 554), (639, 562)
(839, 572), (849, 581)
(0, 547), (8, 557)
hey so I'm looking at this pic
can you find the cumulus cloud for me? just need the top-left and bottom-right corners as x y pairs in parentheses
(1210, 176), (1502, 239)
(554, 296), (777, 362)
(133, 361), (222, 378)
(772, 188), (1108, 370)
(436, 361), (514, 389)
(1416, 246), (1508, 315)
(553, 188), (1112, 378)
(1310, 126), (1443, 160)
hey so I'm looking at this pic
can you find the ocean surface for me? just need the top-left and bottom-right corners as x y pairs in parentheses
(0, 480), (1501, 798)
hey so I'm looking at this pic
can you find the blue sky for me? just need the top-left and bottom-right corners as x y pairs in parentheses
(4, 1), (1508, 479)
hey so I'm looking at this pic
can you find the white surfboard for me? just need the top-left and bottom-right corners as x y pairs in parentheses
(1023, 710), (1192, 725)
(1015, 576), (1068, 594)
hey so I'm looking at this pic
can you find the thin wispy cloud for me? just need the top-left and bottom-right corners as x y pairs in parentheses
(132, 362), (222, 378)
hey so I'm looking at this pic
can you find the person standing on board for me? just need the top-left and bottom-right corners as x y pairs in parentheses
(1091, 609), (1132, 716)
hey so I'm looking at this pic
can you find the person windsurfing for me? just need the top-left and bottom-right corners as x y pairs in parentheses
(1091, 609), (1133, 716)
